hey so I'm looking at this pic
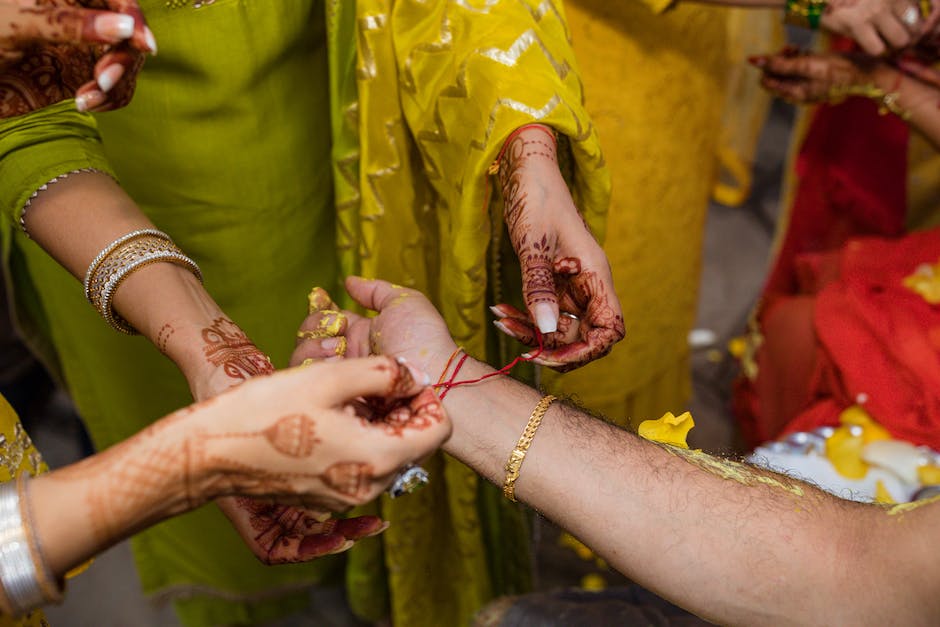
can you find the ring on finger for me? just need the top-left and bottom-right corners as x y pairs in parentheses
(902, 5), (920, 27)
(560, 312), (580, 321)
(387, 464), (430, 499)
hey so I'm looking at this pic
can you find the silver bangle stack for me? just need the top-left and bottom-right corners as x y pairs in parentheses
(83, 229), (203, 334)
(0, 477), (60, 616)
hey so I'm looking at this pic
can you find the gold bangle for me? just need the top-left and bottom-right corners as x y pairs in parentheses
(503, 394), (557, 502)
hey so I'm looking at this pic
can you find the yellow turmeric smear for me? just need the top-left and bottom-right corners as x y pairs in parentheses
(639, 411), (804, 497)
(887, 493), (940, 516)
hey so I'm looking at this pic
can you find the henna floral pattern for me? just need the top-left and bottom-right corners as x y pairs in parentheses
(201, 317), (274, 380)
(495, 125), (625, 371)
(0, 1), (147, 118)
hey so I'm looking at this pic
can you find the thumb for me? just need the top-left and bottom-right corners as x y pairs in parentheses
(345, 276), (409, 313)
(519, 233), (559, 334)
(311, 356), (431, 406)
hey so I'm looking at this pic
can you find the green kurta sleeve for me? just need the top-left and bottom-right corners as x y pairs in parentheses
(0, 101), (116, 242)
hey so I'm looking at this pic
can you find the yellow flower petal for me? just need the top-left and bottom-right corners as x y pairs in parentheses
(903, 260), (940, 304)
(825, 426), (869, 479)
(874, 479), (896, 504)
(918, 464), (940, 485)
(727, 336), (747, 359)
(580, 573), (607, 591)
(838, 405), (892, 444)
(638, 411), (695, 449)
(558, 532), (595, 561)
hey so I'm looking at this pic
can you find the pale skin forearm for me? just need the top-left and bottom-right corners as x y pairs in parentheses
(437, 355), (940, 625)
(22, 170), (232, 392)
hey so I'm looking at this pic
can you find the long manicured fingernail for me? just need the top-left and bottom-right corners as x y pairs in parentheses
(144, 26), (158, 54)
(97, 63), (124, 93)
(493, 320), (518, 339)
(329, 539), (355, 555)
(396, 357), (431, 386)
(75, 91), (102, 112)
(489, 305), (508, 318)
(95, 14), (135, 40)
(532, 303), (558, 334)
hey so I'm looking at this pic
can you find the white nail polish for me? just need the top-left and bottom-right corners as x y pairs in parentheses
(533, 303), (558, 334)
(489, 305), (506, 318)
(144, 27), (158, 54)
(95, 14), (135, 40)
(396, 356), (431, 386)
(493, 320), (517, 339)
(75, 93), (91, 112)
(97, 64), (124, 93)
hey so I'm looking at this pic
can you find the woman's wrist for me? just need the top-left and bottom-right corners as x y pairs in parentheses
(27, 406), (212, 578)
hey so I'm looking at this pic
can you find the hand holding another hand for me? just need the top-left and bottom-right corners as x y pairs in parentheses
(193, 356), (450, 563)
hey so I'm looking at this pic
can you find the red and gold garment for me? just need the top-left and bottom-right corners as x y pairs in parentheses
(734, 85), (940, 451)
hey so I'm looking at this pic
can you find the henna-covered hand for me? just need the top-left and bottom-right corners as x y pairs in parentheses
(196, 356), (450, 564)
(186, 316), (275, 401)
(749, 48), (877, 104)
(495, 125), (624, 372)
(0, 0), (154, 117)
(35, 355), (449, 575)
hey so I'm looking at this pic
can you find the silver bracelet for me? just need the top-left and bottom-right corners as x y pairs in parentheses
(0, 480), (44, 616)
(83, 229), (171, 302)
(19, 168), (108, 237)
(99, 250), (203, 334)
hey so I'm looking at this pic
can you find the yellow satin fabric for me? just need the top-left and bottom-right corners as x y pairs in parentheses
(544, 1), (780, 427)
(331, 2), (610, 625)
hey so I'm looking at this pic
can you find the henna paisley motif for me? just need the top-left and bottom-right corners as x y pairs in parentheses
(201, 317), (274, 380)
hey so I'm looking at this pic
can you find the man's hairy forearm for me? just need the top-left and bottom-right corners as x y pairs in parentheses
(439, 357), (940, 625)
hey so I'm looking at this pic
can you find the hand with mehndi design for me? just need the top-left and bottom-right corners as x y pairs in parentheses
(749, 48), (877, 104)
(18, 355), (449, 599)
(203, 356), (448, 564)
(0, 0), (155, 117)
(494, 125), (624, 372)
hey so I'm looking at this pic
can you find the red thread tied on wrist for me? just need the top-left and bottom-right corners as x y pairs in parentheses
(434, 329), (545, 400)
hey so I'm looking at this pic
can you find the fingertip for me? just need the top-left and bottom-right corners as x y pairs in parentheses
(143, 26), (158, 55)
(93, 13), (135, 42)
(396, 357), (431, 387)
(532, 303), (558, 334)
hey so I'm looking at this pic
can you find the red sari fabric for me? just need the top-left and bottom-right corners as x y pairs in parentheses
(731, 93), (940, 449)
